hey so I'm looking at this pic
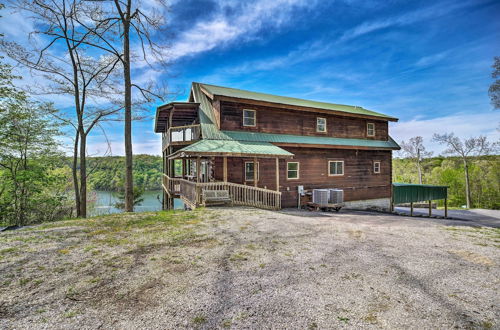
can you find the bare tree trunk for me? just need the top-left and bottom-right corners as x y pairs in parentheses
(79, 128), (87, 217)
(463, 159), (471, 208)
(417, 160), (422, 184)
(123, 11), (134, 212)
(72, 130), (81, 217)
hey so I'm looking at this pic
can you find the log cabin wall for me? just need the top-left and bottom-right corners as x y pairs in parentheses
(219, 100), (389, 141)
(213, 147), (392, 208)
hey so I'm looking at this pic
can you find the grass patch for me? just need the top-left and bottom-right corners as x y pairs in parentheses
(337, 316), (350, 324)
(230, 252), (250, 262)
(192, 315), (206, 325)
(0, 247), (18, 254)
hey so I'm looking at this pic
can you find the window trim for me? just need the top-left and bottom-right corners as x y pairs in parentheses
(367, 122), (375, 137)
(316, 117), (327, 133)
(243, 109), (256, 127)
(286, 161), (300, 180)
(373, 161), (381, 174)
(328, 160), (344, 177)
(244, 161), (259, 181)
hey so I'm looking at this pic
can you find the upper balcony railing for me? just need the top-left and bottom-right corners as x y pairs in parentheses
(163, 124), (201, 150)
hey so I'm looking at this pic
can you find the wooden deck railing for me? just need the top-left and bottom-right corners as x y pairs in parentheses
(163, 124), (201, 150)
(163, 174), (281, 210)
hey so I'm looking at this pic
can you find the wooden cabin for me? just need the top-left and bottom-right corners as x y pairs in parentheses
(155, 82), (400, 210)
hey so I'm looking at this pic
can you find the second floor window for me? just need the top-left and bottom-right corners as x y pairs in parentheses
(317, 117), (326, 132)
(328, 160), (344, 176)
(287, 162), (299, 179)
(373, 161), (381, 174)
(243, 109), (256, 127)
(367, 123), (375, 136)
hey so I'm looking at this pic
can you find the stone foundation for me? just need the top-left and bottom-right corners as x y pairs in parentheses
(343, 198), (391, 212)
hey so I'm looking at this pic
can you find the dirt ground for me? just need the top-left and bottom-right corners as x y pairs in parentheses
(0, 208), (498, 329)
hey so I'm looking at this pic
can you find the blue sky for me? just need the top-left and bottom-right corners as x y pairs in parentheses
(2, 0), (499, 155)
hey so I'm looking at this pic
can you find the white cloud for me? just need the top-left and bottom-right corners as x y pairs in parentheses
(391, 112), (500, 155)
(339, 0), (484, 42)
(0, 8), (36, 39)
(168, 0), (317, 61)
(414, 51), (449, 68)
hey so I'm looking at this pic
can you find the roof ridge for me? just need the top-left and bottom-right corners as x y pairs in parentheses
(196, 82), (365, 110)
(195, 82), (397, 121)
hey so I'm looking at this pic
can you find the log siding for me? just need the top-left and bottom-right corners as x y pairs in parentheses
(219, 100), (389, 140)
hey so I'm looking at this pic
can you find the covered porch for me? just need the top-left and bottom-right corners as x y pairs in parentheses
(162, 139), (293, 210)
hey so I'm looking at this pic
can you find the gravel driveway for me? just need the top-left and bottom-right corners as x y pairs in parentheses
(0, 208), (498, 329)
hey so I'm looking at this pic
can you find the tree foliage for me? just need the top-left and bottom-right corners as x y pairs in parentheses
(0, 62), (71, 225)
(399, 136), (432, 184)
(393, 156), (499, 210)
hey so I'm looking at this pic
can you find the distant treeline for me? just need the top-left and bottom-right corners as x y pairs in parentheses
(66, 155), (163, 191)
(393, 155), (499, 209)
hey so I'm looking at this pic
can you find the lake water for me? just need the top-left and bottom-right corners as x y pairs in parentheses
(89, 190), (183, 216)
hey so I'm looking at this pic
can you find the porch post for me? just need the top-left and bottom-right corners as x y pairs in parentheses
(196, 157), (201, 183)
(223, 156), (228, 182)
(444, 198), (448, 218)
(428, 200), (432, 217)
(253, 157), (258, 187)
(182, 158), (186, 179)
(275, 157), (279, 192)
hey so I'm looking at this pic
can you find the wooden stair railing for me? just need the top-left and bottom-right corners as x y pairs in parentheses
(162, 174), (281, 210)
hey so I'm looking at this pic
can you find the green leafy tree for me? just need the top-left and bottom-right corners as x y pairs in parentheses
(433, 133), (492, 208)
(114, 187), (144, 210)
(0, 62), (67, 225)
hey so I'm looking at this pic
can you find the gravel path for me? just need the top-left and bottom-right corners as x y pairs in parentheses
(0, 208), (498, 329)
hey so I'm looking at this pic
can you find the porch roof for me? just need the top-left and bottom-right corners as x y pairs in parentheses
(222, 131), (401, 150)
(168, 139), (294, 159)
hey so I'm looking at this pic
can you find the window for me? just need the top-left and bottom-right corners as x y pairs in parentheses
(373, 161), (381, 174)
(367, 123), (375, 136)
(245, 161), (259, 181)
(287, 162), (299, 179)
(328, 160), (344, 176)
(243, 109), (256, 127)
(316, 117), (327, 132)
(173, 159), (183, 177)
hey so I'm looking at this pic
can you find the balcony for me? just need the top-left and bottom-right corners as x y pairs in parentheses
(163, 124), (200, 150)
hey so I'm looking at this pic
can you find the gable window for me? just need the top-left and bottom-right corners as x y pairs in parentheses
(245, 161), (259, 181)
(243, 109), (256, 127)
(287, 162), (299, 179)
(367, 123), (375, 137)
(316, 117), (327, 132)
(373, 161), (381, 174)
(328, 160), (344, 176)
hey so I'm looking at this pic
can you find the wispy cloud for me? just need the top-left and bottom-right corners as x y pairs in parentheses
(339, 0), (484, 42)
(168, 0), (317, 60)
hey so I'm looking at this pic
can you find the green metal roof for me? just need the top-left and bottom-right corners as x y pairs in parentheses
(392, 183), (448, 204)
(198, 82), (398, 121)
(221, 130), (400, 149)
(171, 139), (293, 158)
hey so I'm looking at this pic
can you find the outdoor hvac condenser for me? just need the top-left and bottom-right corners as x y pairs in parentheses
(328, 189), (344, 204)
(312, 189), (330, 205)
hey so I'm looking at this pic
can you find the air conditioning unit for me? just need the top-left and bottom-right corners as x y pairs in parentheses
(328, 189), (344, 204)
(312, 189), (329, 205)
